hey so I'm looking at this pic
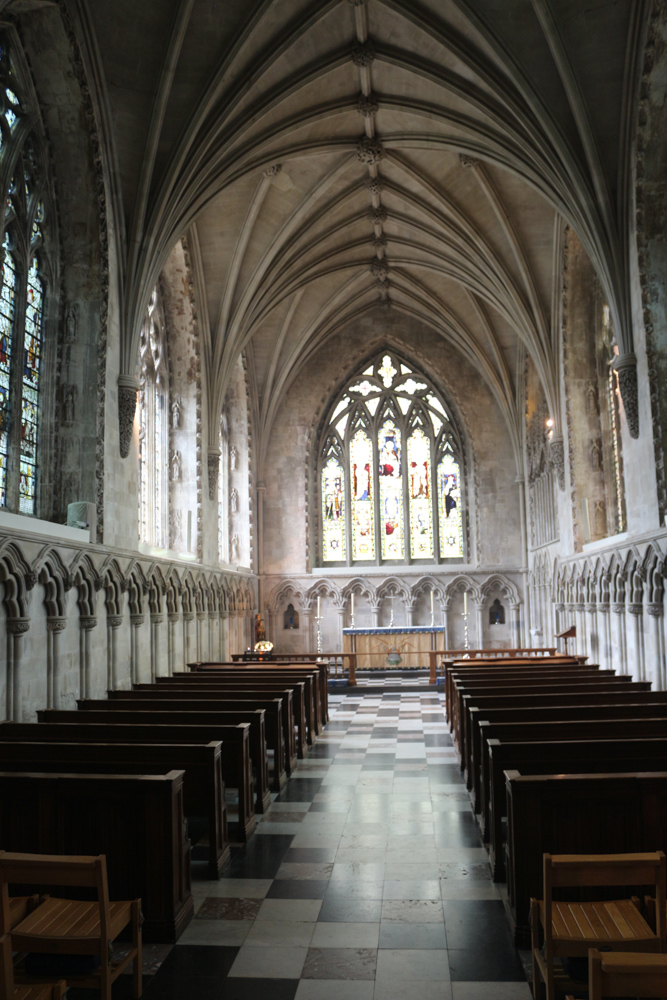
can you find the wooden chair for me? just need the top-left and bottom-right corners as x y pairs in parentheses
(531, 852), (666, 1000)
(0, 852), (142, 1000)
(564, 948), (667, 998)
(7, 902), (38, 933)
(0, 935), (66, 1000)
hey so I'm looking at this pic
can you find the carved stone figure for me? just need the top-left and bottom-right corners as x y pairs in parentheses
(230, 446), (238, 471)
(171, 397), (181, 429)
(231, 488), (238, 513)
(64, 303), (77, 344)
(118, 384), (138, 459)
(171, 450), (182, 482)
(254, 613), (266, 644)
(586, 380), (598, 416)
(593, 501), (606, 537)
(231, 533), (240, 562)
(169, 509), (182, 547)
(63, 385), (76, 426)
(590, 438), (602, 471)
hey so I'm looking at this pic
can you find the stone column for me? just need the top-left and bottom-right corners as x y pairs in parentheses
(129, 614), (144, 685)
(585, 604), (598, 664)
(79, 616), (97, 699)
(627, 603), (645, 682)
(611, 604), (627, 673)
(302, 609), (313, 654)
(183, 612), (194, 668)
(106, 615), (123, 691)
(574, 603), (587, 658)
(554, 604), (565, 650)
(337, 607), (345, 656)
(168, 612), (180, 675)
(475, 602), (485, 649)
(370, 602), (380, 628)
(219, 611), (229, 661)
(46, 617), (67, 709)
(405, 603), (414, 627)
(7, 618), (29, 721)
(509, 603), (521, 649)
(151, 614), (164, 680)
(442, 603), (451, 650)
(597, 604), (611, 671)
(197, 612), (208, 661)
(647, 604), (665, 690)
(208, 611), (216, 662)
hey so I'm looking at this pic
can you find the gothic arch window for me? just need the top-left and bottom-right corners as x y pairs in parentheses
(319, 351), (466, 566)
(218, 417), (228, 563)
(138, 287), (169, 548)
(0, 39), (53, 515)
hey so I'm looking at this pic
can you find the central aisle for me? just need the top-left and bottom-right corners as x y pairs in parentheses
(148, 689), (531, 999)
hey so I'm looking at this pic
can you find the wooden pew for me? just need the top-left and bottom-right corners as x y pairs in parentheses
(444, 657), (588, 720)
(0, 720), (256, 842)
(505, 770), (667, 948)
(162, 677), (308, 758)
(0, 770), (193, 942)
(0, 740), (230, 879)
(487, 737), (667, 881)
(109, 690), (288, 787)
(39, 707), (271, 816)
(212, 660), (329, 724)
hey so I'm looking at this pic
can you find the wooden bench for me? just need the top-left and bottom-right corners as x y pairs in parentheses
(0, 720), (256, 842)
(210, 660), (329, 724)
(0, 741), (229, 879)
(0, 772), (193, 942)
(162, 677), (308, 758)
(487, 737), (667, 880)
(505, 770), (667, 947)
(118, 689), (290, 782)
(444, 658), (589, 719)
(39, 707), (271, 816)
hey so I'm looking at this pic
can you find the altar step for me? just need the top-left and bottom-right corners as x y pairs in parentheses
(328, 669), (438, 693)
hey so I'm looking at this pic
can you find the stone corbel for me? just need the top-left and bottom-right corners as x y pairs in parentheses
(7, 618), (30, 635)
(107, 615), (123, 629)
(548, 436), (565, 490)
(208, 450), (220, 501)
(118, 375), (139, 459)
(47, 618), (67, 633)
(79, 616), (97, 630)
(613, 352), (639, 439)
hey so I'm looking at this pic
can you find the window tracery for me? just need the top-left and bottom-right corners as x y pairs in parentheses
(138, 288), (169, 548)
(319, 352), (466, 565)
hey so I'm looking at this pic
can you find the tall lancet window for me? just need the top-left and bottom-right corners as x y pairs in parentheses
(0, 40), (52, 517)
(318, 352), (467, 566)
(138, 288), (169, 547)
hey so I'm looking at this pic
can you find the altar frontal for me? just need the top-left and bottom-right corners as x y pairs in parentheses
(343, 626), (445, 670)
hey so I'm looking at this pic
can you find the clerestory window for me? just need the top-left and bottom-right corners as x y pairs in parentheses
(138, 288), (169, 548)
(319, 352), (466, 566)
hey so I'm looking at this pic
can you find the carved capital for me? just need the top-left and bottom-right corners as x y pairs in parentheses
(47, 617), (67, 633)
(130, 614), (145, 627)
(548, 436), (565, 490)
(613, 353), (639, 439)
(357, 135), (384, 165)
(183, 612), (195, 622)
(585, 603), (597, 614)
(597, 603), (610, 614)
(611, 604), (625, 615)
(79, 616), (97, 630)
(208, 451), (220, 501)
(25, 571), (37, 591)
(107, 615), (123, 629)
(351, 40), (375, 66)
(150, 614), (164, 625)
(197, 612), (207, 622)
(647, 603), (664, 618)
(168, 613), (180, 623)
(7, 617), (30, 635)
(627, 603), (644, 616)
(555, 603), (565, 613)
(357, 93), (378, 118)
(117, 376), (139, 459)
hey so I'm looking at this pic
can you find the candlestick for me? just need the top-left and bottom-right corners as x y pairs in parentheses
(463, 591), (467, 615)
(317, 595), (321, 618)
(315, 614), (322, 657)
(351, 593), (355, 616)
(430, 589), (435, 628)
(350, 592), (355, 630)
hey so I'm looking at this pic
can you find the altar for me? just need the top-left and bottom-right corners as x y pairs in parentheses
(342, 626), (445, 670)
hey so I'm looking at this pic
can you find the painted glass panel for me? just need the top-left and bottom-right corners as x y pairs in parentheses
(0, 234), (14, 505)
(154, 387), (163, 546)
(218, 435), (224, 562)
(322, 455), (345, 561)
(438, 452), (463, 558)
(19, 258), (42, 513)
(350, 429), (374, 560)
(408, 427), (433, 558)
(378, 419), (403, 559)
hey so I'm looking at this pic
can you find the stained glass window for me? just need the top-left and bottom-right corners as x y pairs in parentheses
(320, 351), (465, 565)
(350, 428), (375, 560)
(438, 452), (463, 558)
(19, 258), (42, 513)
(408, 427), (433, 559)
(138, 289), (169, 548)
(0, 234), (14, 505)
(322, 453), (345, 561)
(378, 418), (403, 559)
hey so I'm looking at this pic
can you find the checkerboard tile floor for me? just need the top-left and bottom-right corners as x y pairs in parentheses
(134, 690), (531, 1000)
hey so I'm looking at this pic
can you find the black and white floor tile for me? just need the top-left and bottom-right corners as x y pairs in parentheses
(122, 689), (531, 999)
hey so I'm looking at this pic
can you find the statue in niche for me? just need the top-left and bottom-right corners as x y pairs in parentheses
(170, 509), (182, 547)
(64, 303), (77, 344)
(489, 599), (505, 625)
(586, 380), (598, 416)
(283, 603), (299, 629)
(171, 450), (182, 482)
(593, 501), (606, 537)
(231, 533), (240, 562)
(254, 613), (266, 644)
(62, 385), (76, 426)
(590, 438), (602, 472)
(230, 446), (238, 471)
(231, 488), (238, 513)
(171, 397), (182, 430)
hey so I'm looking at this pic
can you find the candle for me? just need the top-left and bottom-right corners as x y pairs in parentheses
(317, 596), (321, 618)
(463, 591), (467, 616)
(351, 593), (355, 616)
(430, 591), (435, 614)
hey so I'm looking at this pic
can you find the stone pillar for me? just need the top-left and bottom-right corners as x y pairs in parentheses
(151, 614), (164, 680)
(106, 615), (123, 690)
(337, 607), (345, 655)
(197, 612), (208, 661)
(585, 604), (598, 664)
(208, 612), (216, 662)
(627, 603), (645, 682)
(647, 604), (665, 690)
(611, 604), (627, 673)
(183, 612), (194, 668)
(168, 612), (180, 675)
(79, 616), (97, 699)
(130, 614), (144, 685)
(443, 603), (451, 650)
(7, 618), (29, 721)
(219, 611), (229, 661)
(509, 603), (521, 648)
(554, 604), (565, 650)
(475, 602), (484, 649)
(46, 617), (67, 709)
(597, 604), (611, 671)
(302, 609), (313, 654)
(405, 603), (414, 627)
(370, 603), (380, 628)
(574, 603), (587, 657)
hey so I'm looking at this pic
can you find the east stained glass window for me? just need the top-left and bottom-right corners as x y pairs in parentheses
(19, 257), (42, 513)
(320, 351), (465, 565)
(0, 233), (14, 505)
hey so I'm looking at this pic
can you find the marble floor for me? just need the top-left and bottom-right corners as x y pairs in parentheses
(114, 688), (532, 999)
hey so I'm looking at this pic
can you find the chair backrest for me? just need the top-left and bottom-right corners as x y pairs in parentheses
(0, 852), (110, 944)
(0, 933), (13, 1000)
(543, 852), (666, 950)
(589, 948), (667, 998)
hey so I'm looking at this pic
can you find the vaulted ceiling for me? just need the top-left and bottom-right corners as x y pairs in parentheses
(75, 0), (649, 475)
